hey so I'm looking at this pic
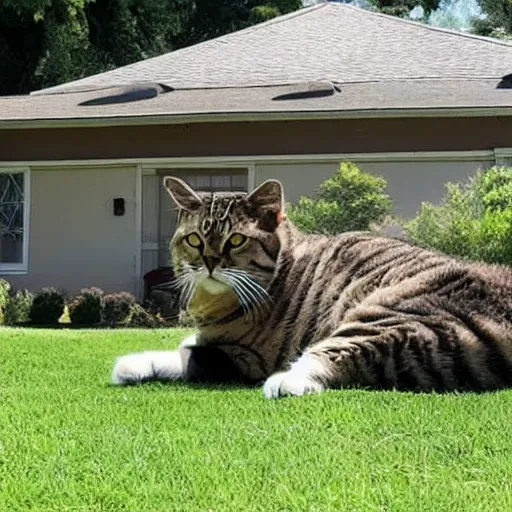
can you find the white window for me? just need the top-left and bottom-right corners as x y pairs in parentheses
(0, 169), (30, 273)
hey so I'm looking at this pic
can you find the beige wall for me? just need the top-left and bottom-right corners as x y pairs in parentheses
(0, 157), (498, 296)
(6, 166), (138, 295)
(256, 159), (495, 218)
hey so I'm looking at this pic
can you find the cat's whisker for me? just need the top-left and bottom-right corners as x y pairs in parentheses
(224, 275), (251, 318)
(222, 271), (268, 323)
(222, 269), (273, 310)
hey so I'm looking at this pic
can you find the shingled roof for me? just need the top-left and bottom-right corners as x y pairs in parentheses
(1, 2), (511, 127)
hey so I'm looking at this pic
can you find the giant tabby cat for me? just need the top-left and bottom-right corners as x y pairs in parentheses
(112, 177), (512, 397)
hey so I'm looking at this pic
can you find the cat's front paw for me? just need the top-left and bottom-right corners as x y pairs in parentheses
(263, 353), (326, 399)
(263, 371), (324, 399)
(111, 351), (183, 385)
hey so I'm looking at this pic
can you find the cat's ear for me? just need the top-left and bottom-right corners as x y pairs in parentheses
(163, 177), (203, 212)
(246, 180), (286, 231)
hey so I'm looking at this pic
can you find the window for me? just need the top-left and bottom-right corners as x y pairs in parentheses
(0, 169), (30, 272)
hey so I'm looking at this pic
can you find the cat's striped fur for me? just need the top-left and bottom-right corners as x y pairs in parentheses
(112, 177), (512, 397)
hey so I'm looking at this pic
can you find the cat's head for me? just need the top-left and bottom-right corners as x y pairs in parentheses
(163, 177), (285, 319)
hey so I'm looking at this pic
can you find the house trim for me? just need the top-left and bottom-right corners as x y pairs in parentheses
(134, 164), (143, 299)
(0, 149), (498, 171)
(2, 107), (512, 131)
(0, 167), (31, 275)
(494, 148), (512, 164)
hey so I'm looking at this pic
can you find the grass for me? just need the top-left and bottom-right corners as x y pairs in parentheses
(2, 329), (512, 512)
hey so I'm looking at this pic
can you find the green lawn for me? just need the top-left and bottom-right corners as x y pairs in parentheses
(1, 329), (512, 512)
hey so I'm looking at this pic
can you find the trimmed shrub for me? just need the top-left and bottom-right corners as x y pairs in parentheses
(405, 166), (512, 266)
(30, 287), (65, 325)
(102, 292), (136, 326)
(68, 287), (104, 326)
(0, 279), (11, 324)
(4, 289), (33, 325)
(287, 161), (393, 234)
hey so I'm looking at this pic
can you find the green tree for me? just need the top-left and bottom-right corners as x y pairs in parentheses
(473, 0), (512, 38)
(405, 166), (512, 266)
(0, 0), (302, 95)
(287, 162), (393, 235)
(369, 0), (439, 17)
(175, 0), (301, 47)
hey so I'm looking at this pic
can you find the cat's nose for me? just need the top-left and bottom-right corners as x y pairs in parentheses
(203, 256), (220, 275)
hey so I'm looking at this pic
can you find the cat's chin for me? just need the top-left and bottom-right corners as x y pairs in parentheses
(187, 278), (240, 321)
(198, 277), (231, 295)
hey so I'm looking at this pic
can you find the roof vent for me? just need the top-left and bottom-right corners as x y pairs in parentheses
(78, 83), (173, 106)
(497, 74), (512, 89)
(272, 81), (339, 101)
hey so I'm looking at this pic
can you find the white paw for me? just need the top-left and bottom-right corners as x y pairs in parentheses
(263, 371), (324, 399)
(111, 351), (183, 385)
(263, 352), (327, 399)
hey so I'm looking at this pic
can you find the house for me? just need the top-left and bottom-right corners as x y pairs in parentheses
(0, 2), (511, 298)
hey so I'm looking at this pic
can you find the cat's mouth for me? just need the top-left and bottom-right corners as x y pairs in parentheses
(197, 275), (232, 295)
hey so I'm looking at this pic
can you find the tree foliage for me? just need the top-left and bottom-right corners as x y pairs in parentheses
(0, 0), (301, 95)
(473, 0), (512, 38)
(405, 166), (512, 266)
(287, 162), (393, 235)
(368, 0), (439, 17)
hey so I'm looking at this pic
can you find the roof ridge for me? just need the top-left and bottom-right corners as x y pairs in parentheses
(31, 4), (327, 96)
(327, 2), (512, 48)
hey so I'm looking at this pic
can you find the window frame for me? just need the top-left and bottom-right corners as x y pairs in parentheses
(0, 167), (30, 274)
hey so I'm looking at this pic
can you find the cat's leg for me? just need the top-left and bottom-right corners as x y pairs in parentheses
(263, 334), (390, 399)
(112, 332), (200, 384)
(112, 340), (262, 386)
(263, 320), (443, 398)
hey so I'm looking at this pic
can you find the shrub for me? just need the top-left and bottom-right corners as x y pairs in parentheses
(4, 289), (33, 325)
(128, 303), (166, 328)
(68, 287), (104, 326)
(0, 279), (11, 324)
(29, 287), (65, 325)
(287, 161), (393, 234)
(405, 166), (512, 266)
(102, 292), (136, 326)
(146, 290), (181, 325)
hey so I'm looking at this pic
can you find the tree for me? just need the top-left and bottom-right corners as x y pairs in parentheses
(174, 0), (301, 47)
(368, 0), (439, 17)
(405, 166), (512, 266)
(287, 162), (393, 235)
(0, 0), (302, 96)
(473, 0), (512, 38)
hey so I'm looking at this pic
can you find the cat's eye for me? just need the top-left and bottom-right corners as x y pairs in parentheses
(228, 233), (247, 248)
(185, 233), (202, 248)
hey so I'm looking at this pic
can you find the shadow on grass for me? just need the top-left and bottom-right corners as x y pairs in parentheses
(106, 379), (507, 396)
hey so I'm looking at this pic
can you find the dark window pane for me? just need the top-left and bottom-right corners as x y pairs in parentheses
(0, 173), (24, 264)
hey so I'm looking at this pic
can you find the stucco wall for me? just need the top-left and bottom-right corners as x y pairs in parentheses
(6, 166), (137, 295)
(256, 159), (495, 217)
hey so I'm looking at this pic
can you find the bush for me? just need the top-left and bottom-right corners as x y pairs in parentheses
(102, 292), (136, 326)
(29, 287), (65, 325)
(287, 161), (393, 234)
(68, 287), (104, 326)
(0, 279), (11, 324)
(146, 290), (181, 325)
(4, 289), (33, 325)
(128, 303), (166, 328)
(405, 166), (512, 266)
